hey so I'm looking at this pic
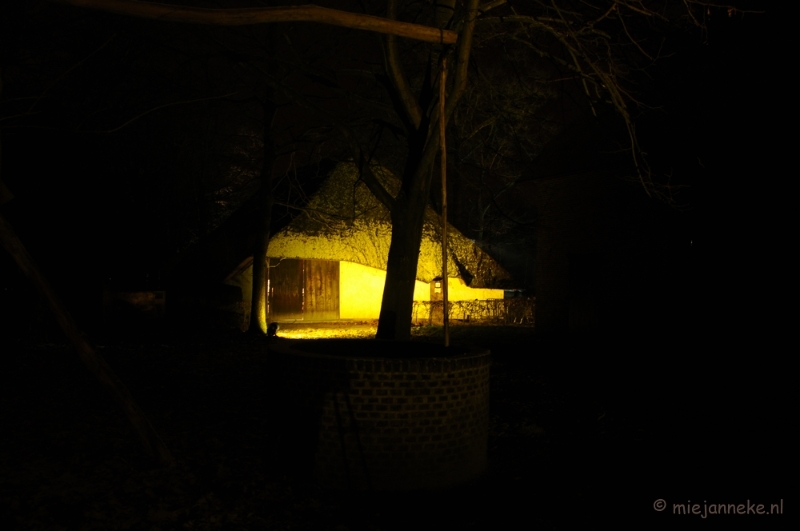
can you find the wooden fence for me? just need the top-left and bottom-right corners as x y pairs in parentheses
(412, 298), (534, 326)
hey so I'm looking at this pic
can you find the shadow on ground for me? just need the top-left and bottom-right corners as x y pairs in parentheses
(0, 325), (790, 530)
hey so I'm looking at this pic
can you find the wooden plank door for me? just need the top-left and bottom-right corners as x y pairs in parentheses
(268, 258), (304, 320)
(304, 260), (339, 321)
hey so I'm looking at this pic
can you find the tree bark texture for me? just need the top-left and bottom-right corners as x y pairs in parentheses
(248, 99), (277, 334)
(248, 197), (270, 334)
(375, 0), (480, 341)
(376, 194), (429, 340)
(0, 213), (175, 467)
(51, 0), (458, 44)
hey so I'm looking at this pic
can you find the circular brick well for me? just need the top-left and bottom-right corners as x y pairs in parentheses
(271, 339), (491, 491)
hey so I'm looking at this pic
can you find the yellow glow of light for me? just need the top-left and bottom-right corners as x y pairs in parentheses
(278, 326), (377, 339)
(340, 261), (430, 320)
(227, 261), (505, 326)
(447, 278), (504, 301)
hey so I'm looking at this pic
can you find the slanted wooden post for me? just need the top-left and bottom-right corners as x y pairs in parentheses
(439, 57), (449, 347)
(50, 0), (459, 44)
(1, 65), (171, 467)
(0, 210), (175, 467)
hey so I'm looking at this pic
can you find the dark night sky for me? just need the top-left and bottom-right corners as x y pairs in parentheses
(0, 3), (792, 525)
(0, 1), (789, 337)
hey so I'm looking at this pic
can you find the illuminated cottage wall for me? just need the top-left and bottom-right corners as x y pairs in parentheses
(447, 278), (504, 301)
(339, 262), (502, 320)
(226, 163), (509, 322)
(339, 261), (429, 319)
(228, 259), (503, 322)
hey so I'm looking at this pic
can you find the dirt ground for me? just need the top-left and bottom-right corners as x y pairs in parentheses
(0, 324), (790, 530)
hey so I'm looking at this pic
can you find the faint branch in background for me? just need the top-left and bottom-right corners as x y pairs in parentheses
(0, 97), (40, 104)
(0, 110), (45, 124)
(264, 46), (396, 115)
(0, 34), (116, 125)
(617, 8), (654, 60)
(273, 200), (353, 223)
(82, 92), (239, 133)
(469, 0), (746, 202)
(27, 33), (118, 114)
(219, 54), (398, 212)
(478, 0), (508, 15)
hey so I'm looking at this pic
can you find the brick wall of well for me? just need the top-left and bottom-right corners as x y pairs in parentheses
(272, 341), (491, 491)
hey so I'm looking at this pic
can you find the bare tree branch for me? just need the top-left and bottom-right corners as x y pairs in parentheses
(444, 0), (481, 121)
(236, 57), (398, 211)
(50, 0), (458, 44)
(385, 0), (422, 129)
(27, 32), (118, 114)
(81, 92), (240, 133)
(479, 0), (508, 15)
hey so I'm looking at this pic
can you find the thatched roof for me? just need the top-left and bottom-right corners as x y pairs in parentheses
(266, 163), (511, 288)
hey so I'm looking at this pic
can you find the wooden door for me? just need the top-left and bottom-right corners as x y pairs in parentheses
(304, 260), (339, 321)
(268, 259), (339, 321)
(268, 258), (304, 320)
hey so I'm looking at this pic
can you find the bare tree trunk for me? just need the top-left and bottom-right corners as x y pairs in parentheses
(0, 213), (175, 467)
(248, 98), (276, 334)
(377, 194), (430, 340)
(376, 0), (480, 341)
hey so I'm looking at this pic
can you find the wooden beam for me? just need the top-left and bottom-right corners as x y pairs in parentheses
(51, 0), (459, 44)
(439, 57), (449, 348)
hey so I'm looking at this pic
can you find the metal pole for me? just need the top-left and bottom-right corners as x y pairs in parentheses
(439, 57), (449, 348)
